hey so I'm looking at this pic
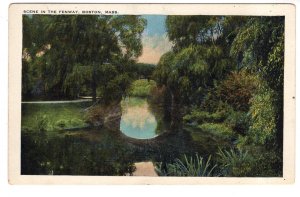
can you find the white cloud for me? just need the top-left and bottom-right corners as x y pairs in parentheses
(138, 33), (173, 64)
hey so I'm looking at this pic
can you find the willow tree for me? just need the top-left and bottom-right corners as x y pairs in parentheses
(22, 15), (146, 102)
(230, 16), (284, 149)
(154, 16), (234, 105)
(153, 16), (244, 129)
(166, 16), (224, 51)
(22, 15), (53, 99)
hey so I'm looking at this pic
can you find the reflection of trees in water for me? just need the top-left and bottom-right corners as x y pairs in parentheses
(21, 130), (136, 175)
(147, 97), (172, 135)
(21, 97), (230, 175)
(121, 100), (156, 129)
(21, 124), (227, 175)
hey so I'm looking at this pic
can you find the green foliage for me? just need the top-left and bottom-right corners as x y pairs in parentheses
(216, 70), (259, 111)
(200, 71), (259, 112)
(183, 110), (226, 125)
(248, 85), (277, 145)
(217, 148), (253, 177)
(128, 79), (156, 97)
(153, 44), (233, 107)
(55, 119), (67, 128)
(198, 123), (234, 140)
(249, 148), (282, 177)
(166, 16), (223, 51)
(22, 102), (90, 132)
(152, 51), (176, 87)
(34, 115), (49, 132)
(155, 153), (217, 176)
(230, 16), (284, 93)
(132, 63), (155, 79)
(225, 110), (250, 135)
(22, 15), (146, 101)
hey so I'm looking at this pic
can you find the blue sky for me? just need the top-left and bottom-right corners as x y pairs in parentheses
(142, 15), (167, 36)
(138, 15), (172, 64)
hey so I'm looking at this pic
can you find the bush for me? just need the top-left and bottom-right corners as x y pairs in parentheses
(248, 85), (277, 145)
(183, 110), (226, 125)
(216, 70), (259, 111)
(198, 123), (234, 139)
(155, 153), (217, 176)
(201, 70), (259, 112)
(129, 79), (156, 97)
(217, 148), (253, 177)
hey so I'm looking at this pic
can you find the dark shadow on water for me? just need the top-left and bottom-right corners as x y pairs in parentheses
(21, 126), (229, 175)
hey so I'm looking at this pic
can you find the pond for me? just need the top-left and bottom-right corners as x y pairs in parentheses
(120, 97), (160, 139)
(21, 98), (230, 175)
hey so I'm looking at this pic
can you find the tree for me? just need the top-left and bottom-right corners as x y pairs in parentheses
(230, 16), (284, 93)
(153, 16), (238, 129)
(132, 63), (155, 80)
(166, 16), (223, 51)
(22, 15), (146, 103)
(230, 16), (284, 149)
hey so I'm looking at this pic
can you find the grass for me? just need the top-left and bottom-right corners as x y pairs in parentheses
(21, 102), (92, 132)
(129, 79), (156, 97)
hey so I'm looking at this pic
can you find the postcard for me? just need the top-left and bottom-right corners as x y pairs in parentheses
(8, 3), (295, 184)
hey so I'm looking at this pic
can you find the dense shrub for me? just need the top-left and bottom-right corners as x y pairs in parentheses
(198, 123), (234, 139)
(248, 85), (277, 145)
(216, 70), (259, 111)
(201, 70), (259, 112)
(183, 110), (226, 125)
(128, 79), (156, 97)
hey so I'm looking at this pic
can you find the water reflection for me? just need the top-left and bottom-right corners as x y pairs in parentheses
(21, 101), (230, 176)
(120, 97), (159, 139)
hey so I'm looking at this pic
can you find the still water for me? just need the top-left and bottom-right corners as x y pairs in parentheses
(21, 98), (230, 175)
(120, 97), (159, 139)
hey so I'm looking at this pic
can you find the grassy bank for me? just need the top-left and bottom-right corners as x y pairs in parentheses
(21, 102), (92, 132)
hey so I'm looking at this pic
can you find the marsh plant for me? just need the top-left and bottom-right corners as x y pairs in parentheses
(155, 153), (217, 176)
